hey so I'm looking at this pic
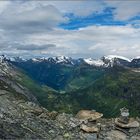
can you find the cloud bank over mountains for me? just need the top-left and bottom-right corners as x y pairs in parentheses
(0, 1), (140, 58)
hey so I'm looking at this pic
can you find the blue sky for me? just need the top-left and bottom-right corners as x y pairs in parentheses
(60, 7), (128, 30)
(0, 1), (140, 58)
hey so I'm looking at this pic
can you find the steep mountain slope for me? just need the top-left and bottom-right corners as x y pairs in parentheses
(0, 58), (90, 139)
(0, 56), (82, 139)
(0, 56), (38, 103)
(11, 58), (105, 91)
(8, 55), (140, 91)
(0, 56), (59, 112)
(55, 66), (140, 117)
(131, 57), (140, 68)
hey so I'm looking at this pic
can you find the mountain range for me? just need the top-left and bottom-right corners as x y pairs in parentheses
(0, 54), (139, 118)
(1, 53), (140, 139)
(5, 55), (140, 68)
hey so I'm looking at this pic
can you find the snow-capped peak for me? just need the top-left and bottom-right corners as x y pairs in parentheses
(55, 56), (70, 61)
(52, 56), (73, 64)
(133, 56), (140, 59)
(84, 55), (132, 67)
(10, 57), (27, 62)
(84, 58), (104, 66)
(3, 55), (140, 68)
(104, 55), (131, 62)
(31, 57), (48, 62)
(31, 58), (40, 62)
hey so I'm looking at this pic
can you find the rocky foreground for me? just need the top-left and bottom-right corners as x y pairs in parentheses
(0, 95), (140, 140)
(0, 75), (140, 140)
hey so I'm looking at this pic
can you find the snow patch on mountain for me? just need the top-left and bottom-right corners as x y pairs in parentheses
(84, 55), (132, 67)
(54, 56), (69, 63)
(8, 57), (27, 62)
(84, 58), (104, 66)
(30, 56), (74, 65)
(31, 58), (42, 62)
(52, 56), (74, 65)
(134, 56), (140, 59)
(1, 54), (140, 68)
(104, 55), (131, 62)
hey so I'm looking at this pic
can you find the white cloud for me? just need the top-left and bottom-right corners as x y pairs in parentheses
(0, 1), (67, 57)
(25, 25), (140, 58)
(32, 1), (140, 20)
(0, 1), (10, 14)
(0, 1), (140, 58)
(0, 1), (67, 33)
(106, 1), (140, 20)
(31, 1), (105, 17)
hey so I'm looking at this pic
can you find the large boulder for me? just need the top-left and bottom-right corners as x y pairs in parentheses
(106, 130), (127, 140)
(80, 124), (99, 133)
(76, 110), (103, 122)
(115, 118), (140, 128)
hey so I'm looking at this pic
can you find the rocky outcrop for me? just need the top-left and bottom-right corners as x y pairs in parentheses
(115, 118), (140, 128)
(1, 97), (140, 140)
(76, 110), (103, 122)
(80, 124), (99, 133)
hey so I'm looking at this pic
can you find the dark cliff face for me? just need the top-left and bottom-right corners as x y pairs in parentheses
(0, 60), (38, 104)
(102, 57), (130, 67)
(11, 60), (104, 91)
(113, 58), (130, 67)
(130, 58), (140, 68)
(114, 58), (140, 68)
(11, 60), (74, 90)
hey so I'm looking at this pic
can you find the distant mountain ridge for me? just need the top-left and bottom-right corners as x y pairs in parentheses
(2, 54), (140, 68)
(2, 54), (139, 92)
(1, 54), (140, 91)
